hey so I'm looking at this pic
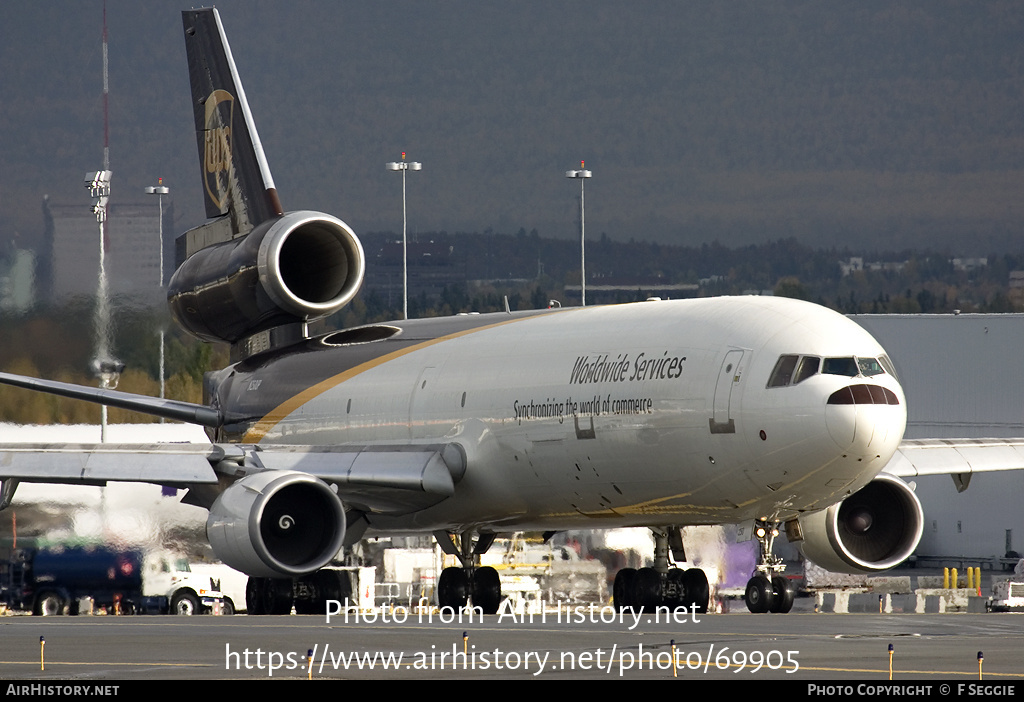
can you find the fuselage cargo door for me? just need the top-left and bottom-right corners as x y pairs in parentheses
(710, 349), (745, 434)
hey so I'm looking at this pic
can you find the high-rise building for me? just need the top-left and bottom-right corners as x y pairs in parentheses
(43, 199), (173, 305)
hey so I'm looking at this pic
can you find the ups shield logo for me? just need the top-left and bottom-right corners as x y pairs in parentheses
(203, 89), (234, 214)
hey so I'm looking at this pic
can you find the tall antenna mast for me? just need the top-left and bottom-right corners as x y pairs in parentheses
(102, 0), (109, 170)
(86, 0), (120, 442)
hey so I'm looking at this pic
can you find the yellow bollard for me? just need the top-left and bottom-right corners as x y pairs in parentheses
(951, 568), (958, 589)
(976, 567), (982, 595)
(943, 568), (950, 589)
(968, 567), (974, 591)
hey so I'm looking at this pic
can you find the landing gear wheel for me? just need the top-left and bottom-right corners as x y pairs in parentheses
(613, 568), (637, 612)
(248, 577), (293, 615)
(307, 570), (351, 614)
(246, 577), (265, 615)
(744, 575), (774, 614)
(633, 567), (662, 613)
(471, 566), (502, 614)
(665, 568), (686, 609)
(769, 576), (795, 614)
(683, 568), (710, 614)
(328, 569), (353, 607)
(438, 567), (470, 610)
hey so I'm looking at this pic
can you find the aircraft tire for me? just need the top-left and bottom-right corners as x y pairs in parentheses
(665, 568), (686, 608)
(265, 578), (295, 615)
(438, 567), (469, 610)
(249, 577), (293, 615)
(613, 568), (637, 612)
(683, 568), (710, 614)
(471, 566), (502, 614)
(246, 577), (265, 615)
(633, 567), (662, 612)
(744, 575), (774, 614)
(769, 576), (795, 614)
(311, 569), (350, 614)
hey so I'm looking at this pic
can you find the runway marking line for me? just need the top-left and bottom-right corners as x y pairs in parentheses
(0, 660), (214, 668)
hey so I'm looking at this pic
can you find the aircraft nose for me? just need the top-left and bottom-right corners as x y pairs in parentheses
(824, 383), (906, 455)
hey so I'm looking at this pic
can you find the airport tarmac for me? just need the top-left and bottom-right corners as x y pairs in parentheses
(1, 608), (1022, 681)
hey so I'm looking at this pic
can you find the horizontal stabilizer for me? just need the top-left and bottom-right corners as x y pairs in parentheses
(0, 371), (222, 427)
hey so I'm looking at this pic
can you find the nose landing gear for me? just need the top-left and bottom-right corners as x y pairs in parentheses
(744, 520), (795, 613)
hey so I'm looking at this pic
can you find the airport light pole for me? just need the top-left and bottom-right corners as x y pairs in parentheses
(565, 162), (592, 306)
(85, 169), (121, 442)
(385, 153), (422, 320)
(145, 179), (169, 412)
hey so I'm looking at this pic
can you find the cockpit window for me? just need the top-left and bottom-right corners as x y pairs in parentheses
(772, 354), (888, 387)
(823, 357), (859, 377)
(794, 356), (820, 384)
(878, 354), (899, 380)
(767, 355), (799, 387)
(858, 358), (885, 377)
(768, 355), (821, 387)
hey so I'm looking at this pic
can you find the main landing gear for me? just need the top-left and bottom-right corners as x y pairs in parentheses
(612, 527), (710, 613)
(743, 520), (794, 614)
(246, 569), (353, 615)
(434, 531), (503, 614)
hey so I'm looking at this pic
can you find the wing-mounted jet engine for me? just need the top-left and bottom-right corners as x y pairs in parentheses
(206, 470), (347, 579)
(789, 472), (924, 574)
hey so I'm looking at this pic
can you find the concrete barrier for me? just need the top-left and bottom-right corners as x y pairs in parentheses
(813, 588), (983, 613)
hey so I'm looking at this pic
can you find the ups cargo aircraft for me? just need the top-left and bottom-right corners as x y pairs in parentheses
(1, 8), (1022, 616)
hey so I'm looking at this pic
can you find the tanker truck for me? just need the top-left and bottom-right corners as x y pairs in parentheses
(0, 545), (223, 615)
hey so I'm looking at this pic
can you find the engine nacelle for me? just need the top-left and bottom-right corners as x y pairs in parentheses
(168, 211), (365, 344)
(793, 473), (924, 574)
(206, 470), (346, 578)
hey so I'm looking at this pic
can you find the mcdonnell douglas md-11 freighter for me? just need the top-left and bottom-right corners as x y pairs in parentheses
(2, 8), (1021, 615)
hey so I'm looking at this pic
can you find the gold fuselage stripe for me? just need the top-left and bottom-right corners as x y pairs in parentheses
(241, 315), (546, 443)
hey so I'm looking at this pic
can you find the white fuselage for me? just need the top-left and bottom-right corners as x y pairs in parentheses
(245, 296), (907, 533)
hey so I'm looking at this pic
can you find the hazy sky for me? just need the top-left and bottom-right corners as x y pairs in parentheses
(3, 1), (1023, 253)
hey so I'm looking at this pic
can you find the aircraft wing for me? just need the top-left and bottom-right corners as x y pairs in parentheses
(0, 442), (464, 515)
(884, 438), (1024, 492)
(0, 442), (223, 485)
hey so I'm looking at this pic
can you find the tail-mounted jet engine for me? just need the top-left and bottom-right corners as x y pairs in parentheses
(168, 211), (365, 345)
(791, 472), (924, 573)
(206, 471), (347, 578)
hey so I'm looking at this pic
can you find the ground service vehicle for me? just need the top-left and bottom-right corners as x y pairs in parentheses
(0, 545), (223, 615)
